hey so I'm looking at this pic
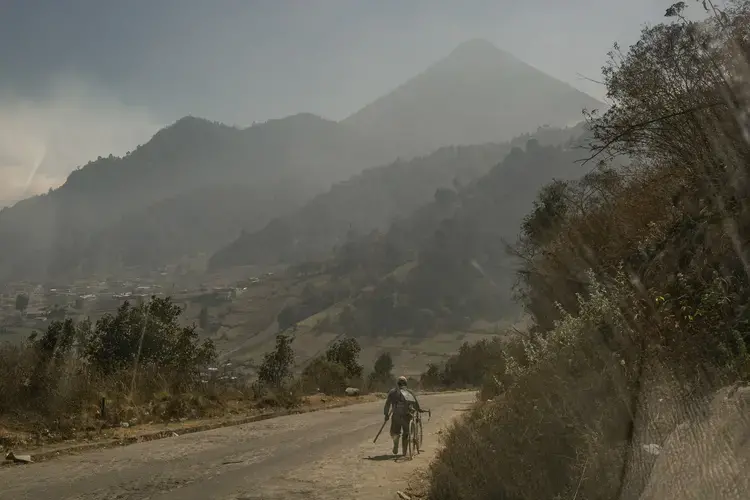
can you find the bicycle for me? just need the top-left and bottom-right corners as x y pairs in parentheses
(406, 407), (431, 459)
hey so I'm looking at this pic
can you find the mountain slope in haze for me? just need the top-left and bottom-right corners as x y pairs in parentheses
(208, 144), (504, 270)
(0, 40), (603, 283)
(0, 114), (391, 282)
(342, 39), (604, 159)
(270, 133), (602, 341)
(62, 183), (311, 276)
(209, 123), (588, 271)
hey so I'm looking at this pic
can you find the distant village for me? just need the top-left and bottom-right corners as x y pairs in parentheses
(0, 270), (272, 342)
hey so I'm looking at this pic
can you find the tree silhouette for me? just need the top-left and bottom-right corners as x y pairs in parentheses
(15, 293), (29, 314)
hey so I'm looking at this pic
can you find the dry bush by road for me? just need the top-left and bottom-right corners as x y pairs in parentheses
(423, 2), (750, 499)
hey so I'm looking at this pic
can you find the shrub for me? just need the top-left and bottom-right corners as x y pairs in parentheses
(366, 351), (395, 391)
(428, 273), (636, 499)
(257, 334), (295, 388)
(301, 357), (348, 395)
(324, 337), (363, 379)
(0, 296), (224, 437)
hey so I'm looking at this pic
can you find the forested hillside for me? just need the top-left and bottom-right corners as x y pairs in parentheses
(0, 39), (601, 283)
(326, 139), (594, 336)
(209, 123), (587, 270)
(0, 114), (388, 281)
(267, 132), (600, 338)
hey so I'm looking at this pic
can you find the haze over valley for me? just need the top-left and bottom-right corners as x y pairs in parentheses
(5, 2), (743, 498)
(0, 39), (602, 285)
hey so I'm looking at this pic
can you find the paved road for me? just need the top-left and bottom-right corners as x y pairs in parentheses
(0, 392), (474, 500)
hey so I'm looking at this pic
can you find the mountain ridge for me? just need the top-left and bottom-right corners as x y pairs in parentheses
(0, 40), (602, 283)
(0, 113), (391, 282)
(208, 122), (588, 271)
(342, 38), (603, 159)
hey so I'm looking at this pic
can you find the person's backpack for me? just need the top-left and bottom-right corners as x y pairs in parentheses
(395, 388), (417, 412)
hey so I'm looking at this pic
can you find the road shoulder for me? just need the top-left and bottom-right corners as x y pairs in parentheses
(2, 394), (382, 465)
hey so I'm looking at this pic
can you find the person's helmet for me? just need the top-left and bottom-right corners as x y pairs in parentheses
(397, 376), (407, 387)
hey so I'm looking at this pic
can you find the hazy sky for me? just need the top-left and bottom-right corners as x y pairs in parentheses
(0, 0), (703, 205)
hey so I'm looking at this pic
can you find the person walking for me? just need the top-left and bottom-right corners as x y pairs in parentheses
(383, 376), (422, 455)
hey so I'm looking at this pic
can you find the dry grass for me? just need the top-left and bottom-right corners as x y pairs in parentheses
(0, 328), (393, 457)
(426, 333), (632, 500)
(418, 4), (750, 498)
(0, 342), (306, 449)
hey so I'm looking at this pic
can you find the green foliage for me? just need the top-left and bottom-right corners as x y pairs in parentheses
(82, 297), (215, 382)
(301, 357), (348, 395)
(419, 363), (442, 389)
(2, 295), (217, 422)
(324, 337), (363, 379)
(367, 351), (395, 390)
(257, 334), (295, 388)
(520, 179), (569, 248)
(298, 338), (364, 395)
(373, 351), (394, 377)
(210, 143), (507, 269)
(328, 139), (590, 338)
(29, 318), (77, 365)
(211, 124), (588, 274)
(428, 339), (508, 391)
(416, 337), (510, 394)
(429, 275), (635, 499)
(429, 3), (750, 498)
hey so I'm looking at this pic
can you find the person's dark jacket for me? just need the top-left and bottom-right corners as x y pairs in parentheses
(384, 386), (421, 417)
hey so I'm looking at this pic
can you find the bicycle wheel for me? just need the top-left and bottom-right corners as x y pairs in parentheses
(408, 419), (417, 459)
(417, 418), (423, 451)
(412, 424), (420, 455)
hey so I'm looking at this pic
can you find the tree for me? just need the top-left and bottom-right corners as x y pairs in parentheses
(30, 318), (77, 365)
(368, 351), (395, 390)
(83, 296), (215, 381)
(24, 318), (78, 399)
(373, 351), (394, 377)
(420, 363), (442, 389)
(519, 180), (570, 250)
(199, 306), (209, 330)
(324, 337), (363, 379)
(301, 357), (348, 395)
(587, 1), (750, 170)
(258, 333), (295, 388)
(15, 293), (29, 314)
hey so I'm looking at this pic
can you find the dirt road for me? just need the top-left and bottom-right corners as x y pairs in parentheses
(0, 391), (474, 500)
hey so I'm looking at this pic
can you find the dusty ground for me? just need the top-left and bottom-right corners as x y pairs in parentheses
(0, 394), (383, 461)
(0, 391), (474, 500)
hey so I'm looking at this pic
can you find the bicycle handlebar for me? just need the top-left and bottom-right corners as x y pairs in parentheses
(416, 408), (431, 422)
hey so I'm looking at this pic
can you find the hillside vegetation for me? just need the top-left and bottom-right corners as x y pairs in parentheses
(209, 123), (586, 270)
(0, 293), (394, 446)
(424, 2), (750, 499)
(0, 40), (599, 285)
(0, 114), (390, 282)
(265, 129), (599, 344)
